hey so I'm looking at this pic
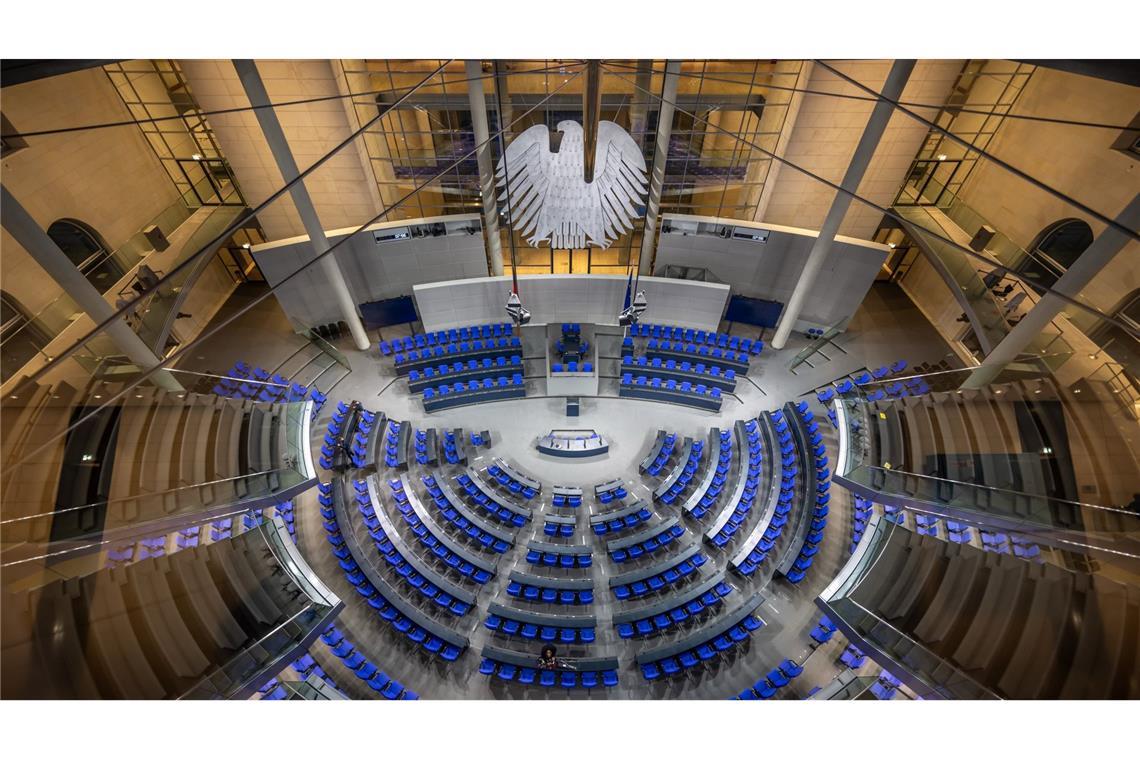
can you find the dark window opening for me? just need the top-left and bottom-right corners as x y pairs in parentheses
(46, 219), (124, 294)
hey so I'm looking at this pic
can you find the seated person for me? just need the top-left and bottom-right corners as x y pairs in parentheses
(537, 645), (576, 670)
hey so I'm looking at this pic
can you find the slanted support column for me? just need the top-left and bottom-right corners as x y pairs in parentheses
(961, 193), (1140, 389)
(232, 59), (371, 351)
(465, 60), (504, 276)
(627, 60), (654, 150)
(639, 60), (682, 276)
(582, 61), (603, 184)
(1, 185), (183, 391)
(770, 59), (915, 350)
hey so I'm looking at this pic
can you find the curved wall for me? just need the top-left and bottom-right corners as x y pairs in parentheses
(412, 274), (730, 333)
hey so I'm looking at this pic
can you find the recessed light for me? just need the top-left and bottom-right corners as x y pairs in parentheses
(936, 154), (948, 161)
(94, 395), (102, 399)
(8, 395), (17, 400)
(242, 243), (251, 249)
(191, 153), (203, 161)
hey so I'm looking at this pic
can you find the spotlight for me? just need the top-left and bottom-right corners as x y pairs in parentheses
(505, 291), (531, 326)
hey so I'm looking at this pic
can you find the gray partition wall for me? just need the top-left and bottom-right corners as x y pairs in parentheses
(251, 214), (489, 330)
(413, 274), (731, 332)
(655, 214), (889, 331)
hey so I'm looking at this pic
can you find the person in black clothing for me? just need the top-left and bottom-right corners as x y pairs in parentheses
(537, 645), (576, 670)
(538, 645), (559, 669)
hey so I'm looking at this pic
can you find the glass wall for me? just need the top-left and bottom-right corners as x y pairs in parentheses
(104, 60), (245, 207)
(338, 59), (803, 274)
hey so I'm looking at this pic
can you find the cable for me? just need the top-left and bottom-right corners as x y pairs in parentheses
(5, 70), (586, 473)
(602, 60), (1138, 131)
(0, 62), (576, 140)
(11, 62), (454, 386)
(812, 59), (1140, 243)
(602, 64), (1140, 339)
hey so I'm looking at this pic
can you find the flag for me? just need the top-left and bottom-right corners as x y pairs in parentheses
(623, 272), (633, 310)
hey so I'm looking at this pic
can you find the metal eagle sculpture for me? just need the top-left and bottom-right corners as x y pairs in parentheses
(495, 120), (648, 249)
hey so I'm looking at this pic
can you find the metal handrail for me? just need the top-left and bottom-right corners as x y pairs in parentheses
(177, 603), (325, 700)
(859, 464), (1136, 514)
(833, 595), (997, 699)
(0, 502), (259, 569)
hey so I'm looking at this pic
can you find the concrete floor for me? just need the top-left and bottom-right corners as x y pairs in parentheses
(198, 281), (957, 700)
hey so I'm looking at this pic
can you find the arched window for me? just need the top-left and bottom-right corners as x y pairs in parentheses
(46, 218), (123, 294)
(1, 290), (51, 383)
(1017, 218), (1094, 290)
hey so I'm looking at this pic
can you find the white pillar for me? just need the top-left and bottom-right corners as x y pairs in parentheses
(1, 185), (183, 391)
(962, 193), (1140, 389)
(465, 60), (504, 276)
(232, 59), (371, 351)
(639, 60), (682, 276)
(770, 60), (915, 350)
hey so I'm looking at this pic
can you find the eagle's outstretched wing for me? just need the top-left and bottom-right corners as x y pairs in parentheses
(590, 121), (648, 248)
(495, 120), (647, 250)
(495, 124), (554, 244)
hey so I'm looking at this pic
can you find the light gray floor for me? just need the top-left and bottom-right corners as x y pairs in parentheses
(195, 282), (957, 700)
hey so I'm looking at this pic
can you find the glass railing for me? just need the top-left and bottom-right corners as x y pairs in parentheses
(0, 506), (341, 699)
(832, 383), (1140, 567)
(131, 205), (247, 354)
(843, 466), (1140, 561)
(818, 515), (998, 700)
(806, 673), (877, 700)
(0, 396), (317, 588)
(825, 595), (997, 700)
(0, 196), (196, 380)
(786, 318), (849, 371)
(304, 326), (353, 375)
(1088, 359), (1140, 421)
(894, 204), (1011, 353)
(164, 514), (341, 700)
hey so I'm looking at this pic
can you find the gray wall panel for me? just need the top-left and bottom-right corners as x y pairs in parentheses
(251, 214), (488, 330)
(413, 275), (730, 332)
(655, 214), (888, 331)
